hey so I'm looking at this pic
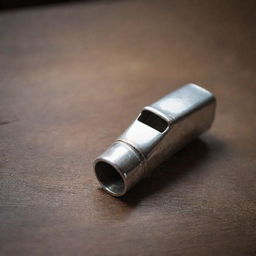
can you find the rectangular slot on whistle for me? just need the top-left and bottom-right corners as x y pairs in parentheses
(138, 110), (168, 133)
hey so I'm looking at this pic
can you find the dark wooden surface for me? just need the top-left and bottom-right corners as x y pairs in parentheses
(0, 0), (256, 255)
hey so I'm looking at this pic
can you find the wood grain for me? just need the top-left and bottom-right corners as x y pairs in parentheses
(0, 0), (256, 255)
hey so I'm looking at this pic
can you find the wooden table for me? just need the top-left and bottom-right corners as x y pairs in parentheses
(0, 0), (255, 255)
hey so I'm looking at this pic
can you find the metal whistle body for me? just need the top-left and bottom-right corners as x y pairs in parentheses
(94, 83), (216, 197)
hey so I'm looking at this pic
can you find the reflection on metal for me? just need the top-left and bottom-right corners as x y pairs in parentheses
(94, 83), (216, 197)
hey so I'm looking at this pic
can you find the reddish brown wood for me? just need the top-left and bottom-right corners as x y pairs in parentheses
(0, 1), (255, 255)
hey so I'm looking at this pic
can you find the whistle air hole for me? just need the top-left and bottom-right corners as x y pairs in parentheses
(138, 110), (168, 132)
(95, 161), (125, 195)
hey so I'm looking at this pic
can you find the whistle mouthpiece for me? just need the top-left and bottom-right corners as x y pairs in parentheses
(94, 83), (216, 197)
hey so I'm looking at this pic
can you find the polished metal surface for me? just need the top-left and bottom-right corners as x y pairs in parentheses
(94, 83), (216, 197)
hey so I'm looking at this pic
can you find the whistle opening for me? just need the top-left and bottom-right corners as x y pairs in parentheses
(95, 161), (125, 195)
(138, 110), (168, 133)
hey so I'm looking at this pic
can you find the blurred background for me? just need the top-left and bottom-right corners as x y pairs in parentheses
(0, 0), (80, 10)
(0, 0), (255, 255)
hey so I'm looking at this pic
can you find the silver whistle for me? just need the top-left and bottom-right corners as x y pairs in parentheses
(94, 83), (216, 197)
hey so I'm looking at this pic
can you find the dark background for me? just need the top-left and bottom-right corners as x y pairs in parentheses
(0, 0), (77, 10)
(0, 0), (256, 255)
